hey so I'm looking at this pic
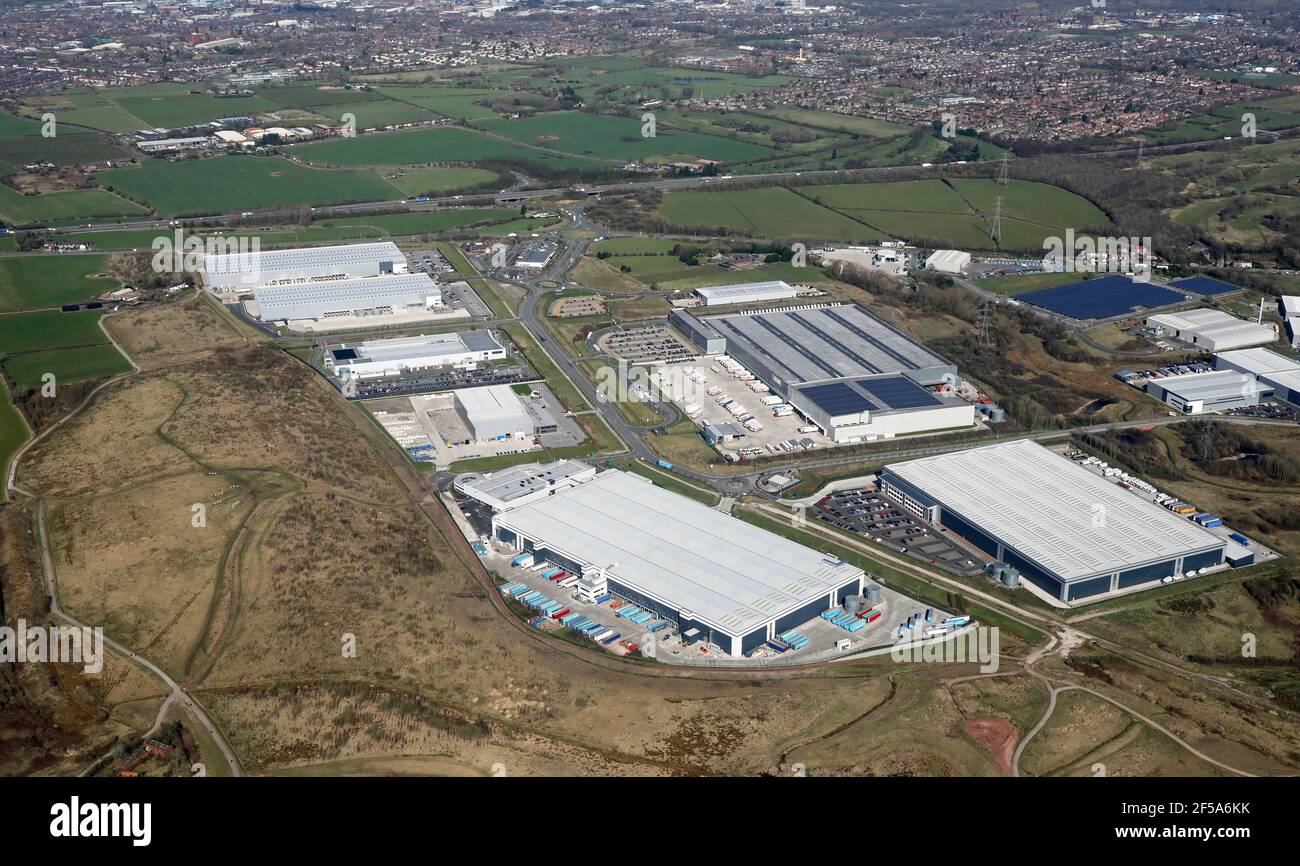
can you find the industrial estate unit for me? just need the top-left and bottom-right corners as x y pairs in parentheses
(1146, 307), (1277, 351)
(201, 241), (407, 291)
(325, 331), (507, 381)
(879, 439), (1228, 603)
(671, 302), (975, 442)
(473, 467), (866, 656)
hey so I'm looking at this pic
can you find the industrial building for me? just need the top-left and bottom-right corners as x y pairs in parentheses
(694, 280), (799, 307)
(252, 272), (443, 323)
(453, 459), (597, 511)
(924, 249), (971, 275)
(491, 469), (866, 656)
(201, 241), (406, 292)
(1281, 296), (1300, 349)
(513, 241), (557, 269)
(1213, 346), (1300, 404)
(670, 303), (974, 442)
(325, 331), (506, 380)
(1145, 369), (1271, 414)
(790, 373), (974, 442)
(1146, 308), (1277, 351)
(454, 384), (556, 442)
(879, 439), (1226, 603)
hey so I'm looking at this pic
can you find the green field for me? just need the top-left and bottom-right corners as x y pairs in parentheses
(0, 381), (27, 503)
(660, 178), (1109, 250)
(0, 255), (119, 312)
(101, 156), (401, 216)
(319, 100), (439, 130)
(0, 309), (112, 352)
(593, 236), (680, 255)
(375, 87), (515, 121)
(751, 107), (912, 139)
(292, 125), (606, 172)
(0, 184), (148, 227)
(382, 166), (499, 196)
(659, 186), (880, 242)
(1152, 96), (1300, 142)
(105, 84), (278, 129)
(2, 343), (130, 388)
(975, 271), (1085, 295)
(474, 110), (773, 163)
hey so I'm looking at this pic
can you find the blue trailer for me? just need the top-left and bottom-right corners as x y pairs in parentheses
(631, 611), (654, 625)
(1229, 532), (1250, 546)
(568, 617), (590, 630)
(601, 632), (622, 646)
(649, 621), (670, 633)
(594, 594), (613, 604)
(618, 605), (641, 619)
(657, 459), (673, 470)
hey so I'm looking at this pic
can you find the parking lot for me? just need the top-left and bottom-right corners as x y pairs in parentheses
(651, 358), (835, 458)
(814, 487), (985, 575)
(601, 326), (694, 364)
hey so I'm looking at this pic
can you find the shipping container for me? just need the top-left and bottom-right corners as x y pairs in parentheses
(512, 553), (535, 568)
(601, 632), (622, 646)
(592, 629), (614, 642)
(552, 608), (571, 620)
(557, 575), (580, 588)
(1229, 532), (1250, 546)
(865, 611), (882, 623)
(594, 594), (612, 604)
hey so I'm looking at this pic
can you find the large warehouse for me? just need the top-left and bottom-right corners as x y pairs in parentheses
(1146, 308), (1276, 351)
(492, 469), (865, 656)
(694, 280), (799, 307)
(1146, 369), (1271, 414)
(252, 273), (443, 323)
(671, 303), (974, 442)
(201, 241), (406, 292)
(1213, 346), (1300, 404)
(454, 384), (556, 442)
(325, 331), (506, 380)
(789, 373), (974, 441)
(879, 439), (1226, 603)
(454, 459), (597, 511)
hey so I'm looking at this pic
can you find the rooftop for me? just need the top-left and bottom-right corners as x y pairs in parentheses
(455, 459), (595, 508)
(253, 272), (440, 321)
(203, 241), (404, 289)
(330, 330), (502, 365)
(793, 372), (943, 417)
(884, 439), (1224, 582)
(1154, 369), (1263, 400)
(1214, 347), (1300, 377)
(495, 470), (863, 636)
(695, 281), (798, 302)
(705, 303), (952, 385)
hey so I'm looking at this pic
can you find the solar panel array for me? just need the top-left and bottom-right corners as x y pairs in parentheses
(1019, 275), (1184, 320)
(855, 376), (941, 409)
(800, 382), (878, 415)
(1171, 276), (1241, 296)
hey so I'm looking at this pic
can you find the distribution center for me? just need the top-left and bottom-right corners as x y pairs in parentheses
(879, 439), (1226, 603)
(201, 241), (406, 291)
(490, 469), (865, 656)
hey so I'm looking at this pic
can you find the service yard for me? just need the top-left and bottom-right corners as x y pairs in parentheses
(650, 357), (836, 457)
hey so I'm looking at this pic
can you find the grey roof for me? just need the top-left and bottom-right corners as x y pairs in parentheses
(1214, 347), (1300, 377)
(203, 241), (403, 290)
(695, 281), (798, 303)
(253, 273), (439, 321)
(456, 460), (594, 506)
(706, 303), (952, 385)
(883, 439), (1224, 582)
(494, 470), (862, 636)
(337, 331), (502, 364)
(1152, 370), (1262, 402)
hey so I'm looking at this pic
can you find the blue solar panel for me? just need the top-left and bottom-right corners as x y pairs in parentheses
(1171, 276), (1241, 296)
(1019, 275), (1184, 320)
(799, 382), (877, 415)
(855, 376), (940, 409)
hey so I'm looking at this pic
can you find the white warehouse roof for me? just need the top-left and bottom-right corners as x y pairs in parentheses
(252, 272), (440, 322)
(1214, 347), (1300, 377)
(494, 470), (863, 636)
(202, 241), (405, 290)
(695, 281), (799, 306)
(925, 249), (970, 273)
(883, 439), (1224, 582)
(1147, 308), (1276, 351)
